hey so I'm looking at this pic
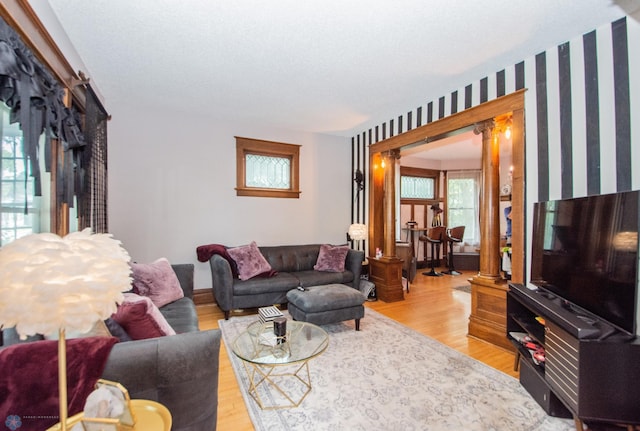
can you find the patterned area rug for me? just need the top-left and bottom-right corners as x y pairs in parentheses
(453, 284), (472, 293)
(219, 309), (575, 431)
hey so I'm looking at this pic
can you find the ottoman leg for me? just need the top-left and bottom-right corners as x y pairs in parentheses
(355, 318), (360, 331)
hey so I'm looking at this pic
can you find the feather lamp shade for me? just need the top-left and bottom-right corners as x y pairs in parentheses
(348, 223), (367, 241)
(0, 228), (132, 337)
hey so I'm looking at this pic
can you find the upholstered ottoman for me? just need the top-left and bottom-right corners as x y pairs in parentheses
(286, 283), (366, 330)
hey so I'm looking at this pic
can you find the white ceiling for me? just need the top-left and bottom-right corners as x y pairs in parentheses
(401, 129), (484, 162)
(45, 0), (631, 140)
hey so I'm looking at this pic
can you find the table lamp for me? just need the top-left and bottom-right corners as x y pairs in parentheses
(0, 228), (132, 431)
(348, 223), (367, 242)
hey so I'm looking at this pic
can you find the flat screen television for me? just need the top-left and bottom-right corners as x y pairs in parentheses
(529, 190), (640, 336)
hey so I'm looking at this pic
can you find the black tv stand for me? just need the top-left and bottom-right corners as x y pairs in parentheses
(507, 283), (640, 429)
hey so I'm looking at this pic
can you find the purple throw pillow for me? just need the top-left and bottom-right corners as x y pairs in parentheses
(227, 241), (272, 280)
(111, 293), (176, 340)
(314, 244), (350, 272)
(131, 258), (184, 308)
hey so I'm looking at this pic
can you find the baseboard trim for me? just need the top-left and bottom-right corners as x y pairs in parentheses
(193, 289), (214, 305)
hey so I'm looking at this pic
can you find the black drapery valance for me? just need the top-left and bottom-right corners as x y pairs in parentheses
(0, 14), (85, 204)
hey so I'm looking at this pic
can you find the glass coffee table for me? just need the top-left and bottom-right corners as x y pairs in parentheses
(231, 319), (329, 409)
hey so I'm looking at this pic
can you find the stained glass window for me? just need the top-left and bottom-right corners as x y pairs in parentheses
(245, 154), (291, 189)
(401, 175), (434, 199)
(235, 137), (301, 198)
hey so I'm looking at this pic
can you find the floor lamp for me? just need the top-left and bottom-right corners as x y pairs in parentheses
(0, 229), (132, 431)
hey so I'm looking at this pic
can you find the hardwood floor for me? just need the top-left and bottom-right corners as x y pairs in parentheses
(197, 268), (518, 430)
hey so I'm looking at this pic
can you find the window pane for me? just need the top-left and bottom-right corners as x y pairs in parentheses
(447, 176), (479, 243)
(401, 175), (434, 199)
(245, 154), (291, 189)
(543, 200), (557, 250)
(1, 103), (39, 245)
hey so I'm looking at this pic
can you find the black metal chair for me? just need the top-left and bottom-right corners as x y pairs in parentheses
(442, 226), (465, 276)
(420, 226), (446, 277)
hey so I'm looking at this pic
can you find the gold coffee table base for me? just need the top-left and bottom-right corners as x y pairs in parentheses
(232, 320), (329, 410)
(243, 360), (313, 409)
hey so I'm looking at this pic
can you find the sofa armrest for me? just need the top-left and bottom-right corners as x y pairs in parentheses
(345, 249), (365, 289)
(171, 264), (194, 299)
(208, 255), (235, 317)
(101, 329), (221, 431)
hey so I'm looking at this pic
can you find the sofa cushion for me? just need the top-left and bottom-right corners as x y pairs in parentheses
(314, 244), (350, 272)
(259, 244), (320, 272)
(131, 258), (185, 307)
(160, 297), (200, 333)
(233, 272), (299, 295)
(227, 241), (272, 280)
(295, 269), (354, 288)
(112, 293), (176, 339)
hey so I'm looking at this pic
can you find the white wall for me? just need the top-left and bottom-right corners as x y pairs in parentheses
(108, 103), (352, 289)
(29, 1), (355, 290)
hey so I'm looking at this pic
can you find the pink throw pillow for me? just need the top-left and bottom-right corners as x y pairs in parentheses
(131, 258), (184, 308)
(227, 241), (272, 280)
(111, 293), (176, 340)
(314, 244), (350, 272)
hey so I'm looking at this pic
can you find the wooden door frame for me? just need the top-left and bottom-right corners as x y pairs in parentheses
(368, 90), (526, 283)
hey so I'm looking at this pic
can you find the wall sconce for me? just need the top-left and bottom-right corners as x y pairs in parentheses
(504, 118), (513, 140)
(354, 169), (364, 191)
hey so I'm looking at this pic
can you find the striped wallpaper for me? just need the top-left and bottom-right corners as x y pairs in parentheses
(351, 16), (640, 228)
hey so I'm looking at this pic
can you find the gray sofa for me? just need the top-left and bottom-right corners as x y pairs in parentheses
(209, 244), (364, 319)
(1, 264), (220, 431)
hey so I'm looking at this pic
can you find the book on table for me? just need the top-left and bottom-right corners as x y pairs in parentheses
(258, 306), (284, 324)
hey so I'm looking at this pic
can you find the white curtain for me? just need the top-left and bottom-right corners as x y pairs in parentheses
(446, 170), (481, 247)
